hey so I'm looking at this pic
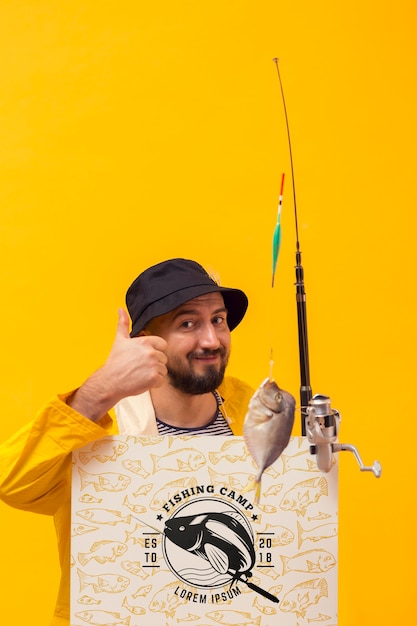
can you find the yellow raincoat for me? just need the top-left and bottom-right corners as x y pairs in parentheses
(0, 376), (253, 625)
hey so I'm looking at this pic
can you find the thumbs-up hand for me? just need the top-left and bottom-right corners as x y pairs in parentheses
(67, 309), (168, 422)
(103, 308), (168, 399)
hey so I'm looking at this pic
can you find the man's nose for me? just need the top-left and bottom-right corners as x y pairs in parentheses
(198, 323), (221, 349)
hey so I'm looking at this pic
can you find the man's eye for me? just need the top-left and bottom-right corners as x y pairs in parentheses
(180, 320), (194, 329)
(213, 316), (226, 325)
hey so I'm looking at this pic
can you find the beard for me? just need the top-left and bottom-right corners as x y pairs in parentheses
(167, 348), (229, 395)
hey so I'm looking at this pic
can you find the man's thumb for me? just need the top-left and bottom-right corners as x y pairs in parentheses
(116, 308), (131, 338)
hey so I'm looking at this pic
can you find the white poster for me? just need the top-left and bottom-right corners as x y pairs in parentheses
(71, 436), (338, 626)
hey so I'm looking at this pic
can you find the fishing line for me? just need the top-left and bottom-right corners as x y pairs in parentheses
(273, 59), (300, 246)
(131, 515), (163, 534)
(273, 58), (312, 432)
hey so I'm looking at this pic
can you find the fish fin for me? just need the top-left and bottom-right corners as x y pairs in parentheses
(217, 510), (254, 543)
(306, 560), (319, 572)
(281, 454), (290, 473)
(205, 543), (229, 574)
(220, 510), (246, 524)
(254, 480), (262, 505)
(299, 490), (311, 505)
(241, 478), (254, 494)
(208, 452), (220, 464)
(297, 521), (305, 549)
(95, 556), (109, 564)
(280, 554), (289, 575)
(297, 477), (320, 488)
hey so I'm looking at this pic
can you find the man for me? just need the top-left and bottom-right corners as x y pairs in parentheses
(0, 258), (254, 626)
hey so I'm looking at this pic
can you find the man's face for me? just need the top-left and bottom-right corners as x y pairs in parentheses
(146, 292), (231, 394)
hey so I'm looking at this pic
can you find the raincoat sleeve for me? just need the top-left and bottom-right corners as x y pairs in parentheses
(218, 376), (254, 435)
(0, 391), (114, 516)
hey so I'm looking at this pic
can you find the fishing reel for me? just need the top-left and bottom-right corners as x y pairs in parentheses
(305, 394), (382, 477)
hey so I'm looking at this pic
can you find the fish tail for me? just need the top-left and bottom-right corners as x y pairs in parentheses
(241, 478), (261, 503)
(77, 568), (88, 591)
(78, 468), (91, 490)
(241, 475), (262, 504)
(318, 577), (329, 597)
(297, 521), (305, 549)
(319, 476), (329, 495)
(150, 454), (160, 472)
(78, 552), (90, 566)
(254, 480), (262, 505)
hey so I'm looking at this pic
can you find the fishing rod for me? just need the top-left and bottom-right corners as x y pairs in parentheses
(272, 59), (312, 435)
(272, 58), (381, 477)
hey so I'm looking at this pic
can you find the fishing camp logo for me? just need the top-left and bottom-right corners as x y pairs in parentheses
(137, 492), (279, 606)
(164, 498), (253, 591)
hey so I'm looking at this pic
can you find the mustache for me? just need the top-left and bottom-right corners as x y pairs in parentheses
(187, 348), (226, 359)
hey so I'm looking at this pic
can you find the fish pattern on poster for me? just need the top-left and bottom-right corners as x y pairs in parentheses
(71, 436), (338, 626)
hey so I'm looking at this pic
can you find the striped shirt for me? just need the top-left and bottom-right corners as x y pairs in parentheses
(156, 390), (233, 436)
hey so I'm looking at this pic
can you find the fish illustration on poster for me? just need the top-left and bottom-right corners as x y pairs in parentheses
(71, 436), (338, 625)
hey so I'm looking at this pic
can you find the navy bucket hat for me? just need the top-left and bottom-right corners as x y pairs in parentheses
(126, 258), (248, 337)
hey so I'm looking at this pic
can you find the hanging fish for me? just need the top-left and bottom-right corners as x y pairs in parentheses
(243, 378), (295, 503)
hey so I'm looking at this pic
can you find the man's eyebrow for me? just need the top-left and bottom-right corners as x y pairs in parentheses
(171, 306), (228, 321)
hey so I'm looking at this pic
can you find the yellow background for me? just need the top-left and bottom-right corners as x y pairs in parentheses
(0, 1), (415, 624)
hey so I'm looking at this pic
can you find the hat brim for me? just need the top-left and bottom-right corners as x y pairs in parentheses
(130, 284), (248, 336)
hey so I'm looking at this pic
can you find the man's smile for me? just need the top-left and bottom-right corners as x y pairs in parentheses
(188, 349), (225, 363)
